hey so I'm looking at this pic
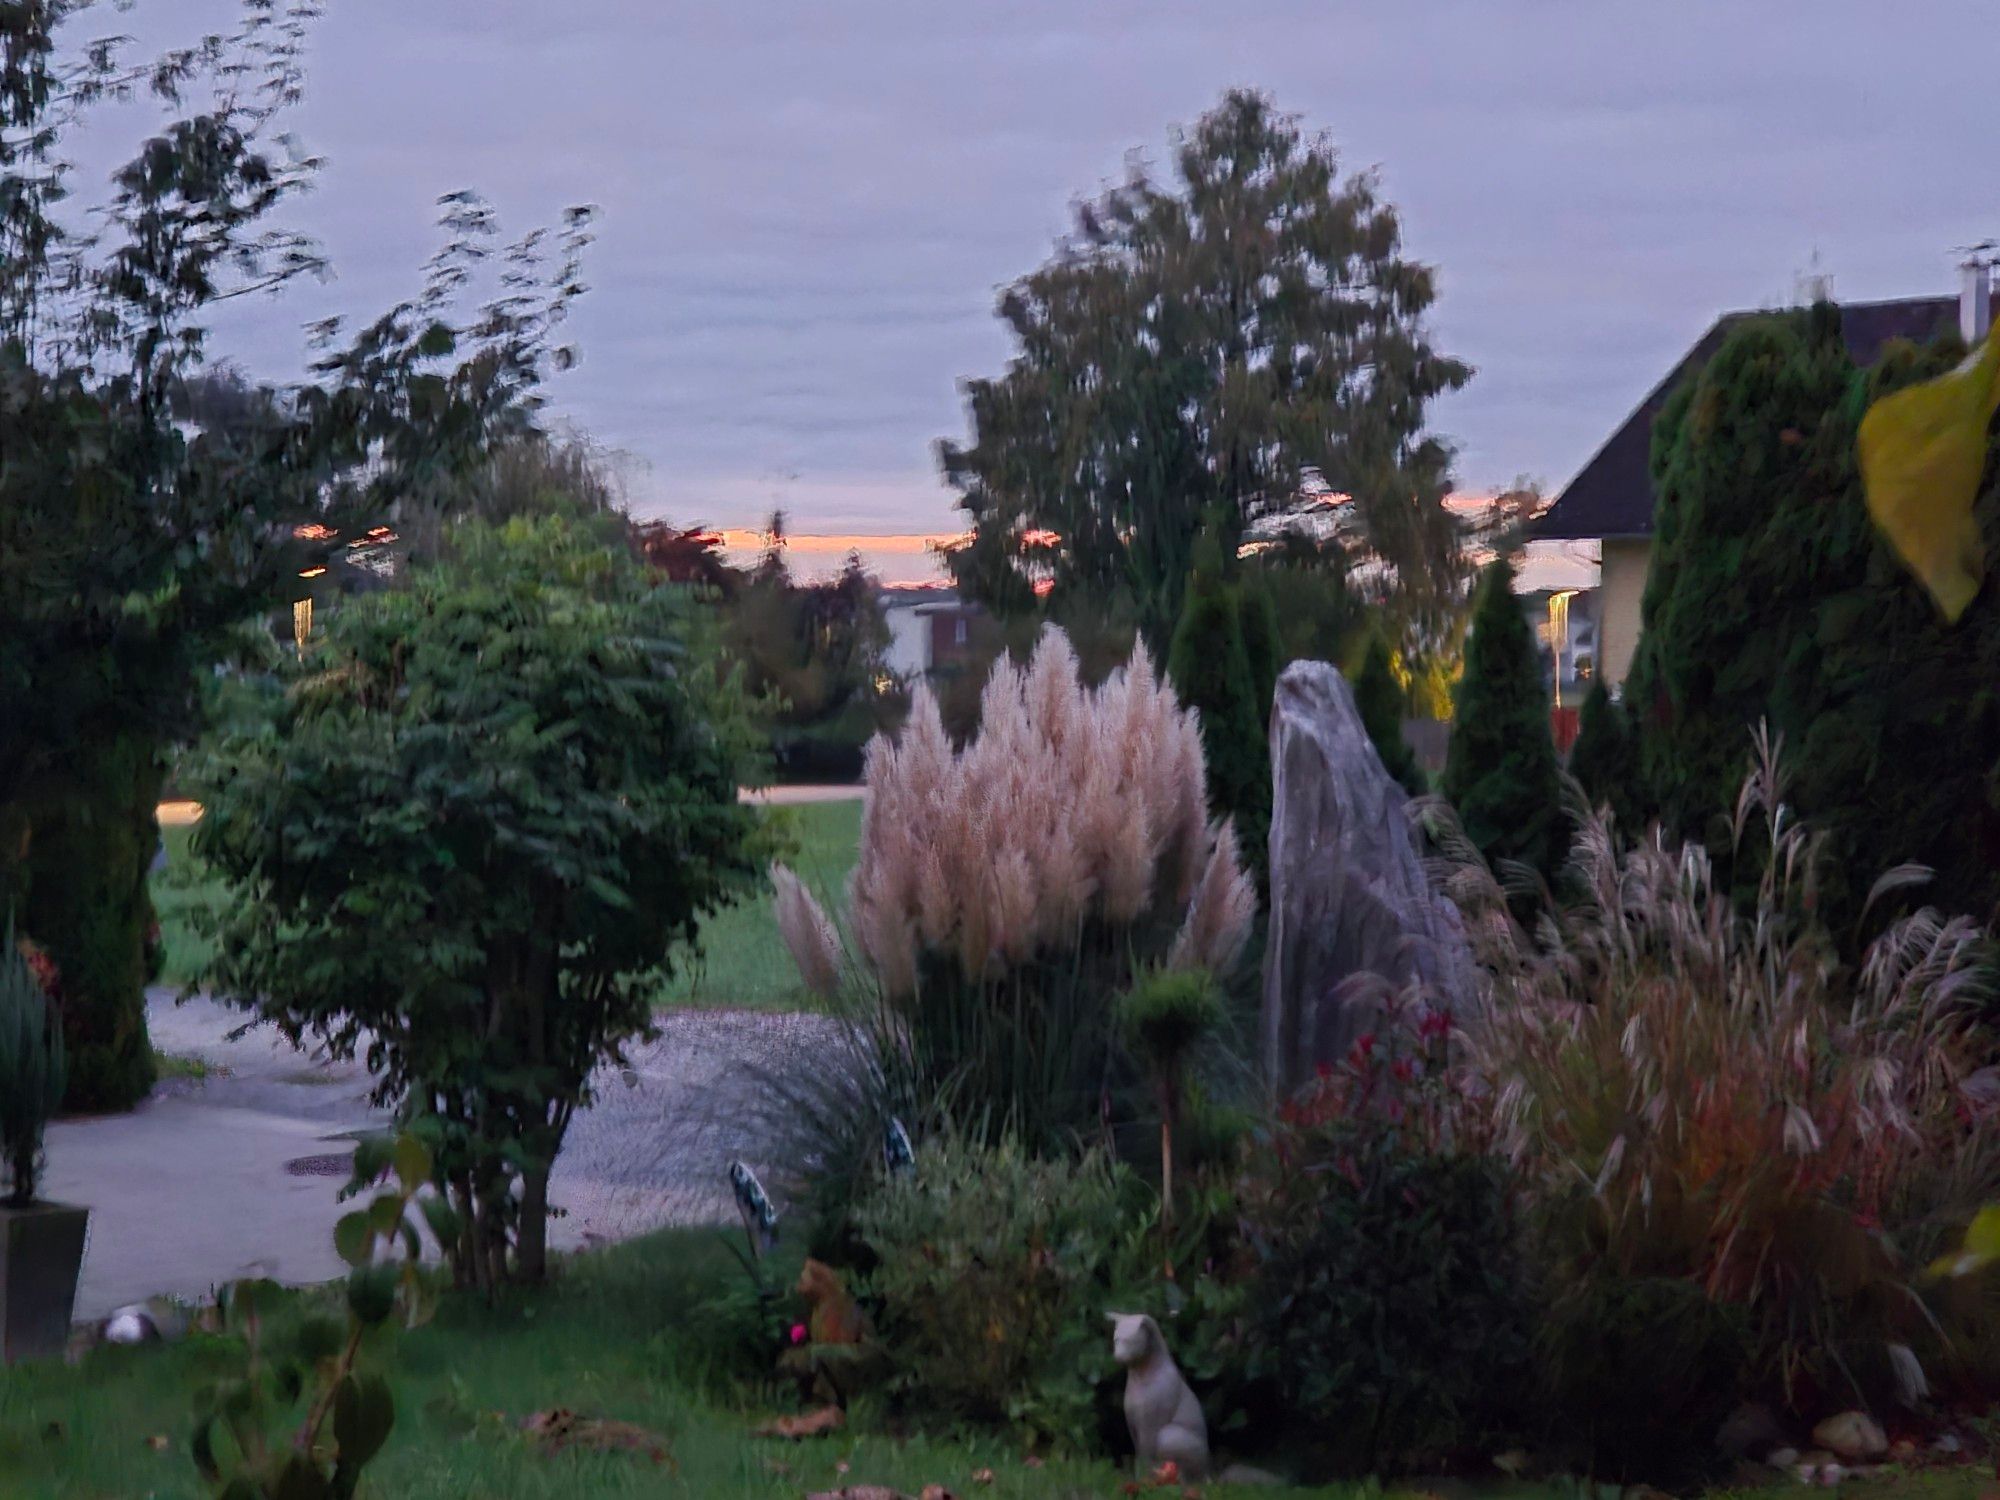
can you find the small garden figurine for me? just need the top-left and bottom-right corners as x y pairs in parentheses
(1108, 1311), (1210, 1480)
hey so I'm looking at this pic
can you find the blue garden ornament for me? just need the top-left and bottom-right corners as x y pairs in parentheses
(728, 1160), (778, 1255)
(883, 1117), (915, 1176)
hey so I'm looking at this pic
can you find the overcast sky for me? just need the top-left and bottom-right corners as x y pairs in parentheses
(95, 2), (2000, 545)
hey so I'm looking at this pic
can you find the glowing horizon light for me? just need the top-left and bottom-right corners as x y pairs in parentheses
(299, 566), (327, 579)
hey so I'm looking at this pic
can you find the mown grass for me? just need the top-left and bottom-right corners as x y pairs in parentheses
(652, 798), (862, 1013)
(149, 799), (864, 1012)
(0, 1228), (1305, 1499)
(3, 1226), (1995, 1499)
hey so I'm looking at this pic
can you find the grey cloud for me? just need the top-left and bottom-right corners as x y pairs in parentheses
(99, 0), (2000, 528)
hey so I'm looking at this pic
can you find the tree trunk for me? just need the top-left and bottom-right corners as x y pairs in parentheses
(517, 1164), (548, 1283)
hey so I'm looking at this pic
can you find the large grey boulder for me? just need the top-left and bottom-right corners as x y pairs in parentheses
(1261, 661), (1476, 1096)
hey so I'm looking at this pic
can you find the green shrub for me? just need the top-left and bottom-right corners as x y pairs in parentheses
(0, 924), (64, 1205)
(1351, 630), (1425, 796)
(1243, 1014), (1532, 1475)
(1626, 304), (2000, 939)
(1441, 558), (1562, 886)
(1169, 568), (1270, 870)
(194, 515), (760, 1290)
(19, 732), (161, 1111)
(854, 1136), (1136, 1451)
(1564, 675), (1633, 823)
(1539, 1275), (1746, 1485)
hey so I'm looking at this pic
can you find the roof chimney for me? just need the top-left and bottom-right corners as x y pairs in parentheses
(1961, 258), (1992, 344)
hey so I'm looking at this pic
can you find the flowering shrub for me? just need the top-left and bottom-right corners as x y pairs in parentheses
(1241, 1003), (1531, 1475)
(1436, 728), (2000, 1418)
(775, 627), (1255, 1151)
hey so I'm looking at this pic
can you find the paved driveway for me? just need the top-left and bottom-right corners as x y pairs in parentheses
(47, 992), (843, 1319)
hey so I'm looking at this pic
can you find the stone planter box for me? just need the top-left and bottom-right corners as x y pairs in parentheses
(0, 1201), (89, 1364)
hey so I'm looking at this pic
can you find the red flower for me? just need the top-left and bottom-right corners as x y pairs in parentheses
(1314, 1060), (1334, 1081)
(789, 1322), (808, 1345)
(1416, 1007), (1451, 1043)
(1390, 1057), (1417, 1085)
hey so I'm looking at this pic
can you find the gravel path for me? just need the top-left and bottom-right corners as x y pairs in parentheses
(51, 991), (842, 1318)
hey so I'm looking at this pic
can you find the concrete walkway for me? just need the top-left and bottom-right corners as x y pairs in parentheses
(48, 992), (842, 1320)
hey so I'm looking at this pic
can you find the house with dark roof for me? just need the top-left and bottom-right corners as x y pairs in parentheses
(1535, 269), (1996, 687)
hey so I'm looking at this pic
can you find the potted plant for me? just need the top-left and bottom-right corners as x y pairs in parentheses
(0, 921), (86, 1363)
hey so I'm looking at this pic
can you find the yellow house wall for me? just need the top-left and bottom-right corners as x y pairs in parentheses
(1597, 537), (1651, 688)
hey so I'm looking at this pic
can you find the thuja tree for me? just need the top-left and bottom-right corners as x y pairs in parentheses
(1625, 304), (2000, 936)
(1353, 630), (1425, 796)
(1441, 558), (1563, 884)
(0, 3), (594, 1106)
(192, 516), (760, 1288)
(1168, 559), (1270, 873)
(1566, 676), (1633, 825)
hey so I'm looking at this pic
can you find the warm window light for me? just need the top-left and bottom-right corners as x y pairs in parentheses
(292, 522), (336, 541)
(292, 597), (312, 652)
(299, 566), (327, 579)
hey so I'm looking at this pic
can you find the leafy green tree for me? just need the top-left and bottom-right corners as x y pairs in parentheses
(717, 525), (899, 780)
(1626, 304), (2000, 936)
(0, 6), (593, 1106)
(1168, 565), (1269, 870)
(192, 516), (760, 1289)
(1442, 559), (1563, 883)
(1353, 631), (1425, 796)
(940, 89), (1471, 648)
(1566, 677), (1634, 825)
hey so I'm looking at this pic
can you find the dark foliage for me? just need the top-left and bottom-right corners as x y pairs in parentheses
(1168, 567), (1269, 870)
(1565, 676), (1634, 827)
(1441, 558), (1563, 883)
(192, 517), (760, 1290)
(1352, 630), (1425, 796)
(941, 89), (1470, 648)
(1625, 303), (2000, 936)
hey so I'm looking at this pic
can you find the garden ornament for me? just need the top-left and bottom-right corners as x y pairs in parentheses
(1107, 1311), (1209, 1480)
(728, 1160), (778, 1254)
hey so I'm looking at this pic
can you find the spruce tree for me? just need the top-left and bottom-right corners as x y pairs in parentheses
(1238, 573), (1283, 724)
(1442, 559), (1563, 882)
(1566, 677), (1633, 825)
(1353, 631), (1425, 796)
(1168, 571), (1269, 871)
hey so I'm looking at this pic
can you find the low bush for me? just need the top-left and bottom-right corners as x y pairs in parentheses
(1240, 1007), (1533, 1475)
(852, 1135), (1137, 1452)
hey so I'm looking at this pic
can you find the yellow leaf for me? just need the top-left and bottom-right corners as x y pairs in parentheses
(1857, 320), (2000, 623)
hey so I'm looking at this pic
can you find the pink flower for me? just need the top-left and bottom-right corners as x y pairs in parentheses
(789, 1323), (808, 1345)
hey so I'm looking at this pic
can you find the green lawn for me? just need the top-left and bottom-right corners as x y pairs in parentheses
(653, 798), (862, 1012)
(0, 1229), (1314, 1500)
(151, 822), (222, 990)
(2, 1225), (1992, 1499)
(149, 798), (864, 1011)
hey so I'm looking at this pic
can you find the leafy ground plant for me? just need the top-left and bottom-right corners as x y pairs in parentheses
(193, 1135), (440, 1499)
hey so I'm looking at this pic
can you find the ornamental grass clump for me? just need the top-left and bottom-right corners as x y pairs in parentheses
(1436, 726), (2000, 1416)
(774, 627), (1256, 1152)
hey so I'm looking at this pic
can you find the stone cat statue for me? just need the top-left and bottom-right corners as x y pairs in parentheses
(1108, 1311), (1210, 1480)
